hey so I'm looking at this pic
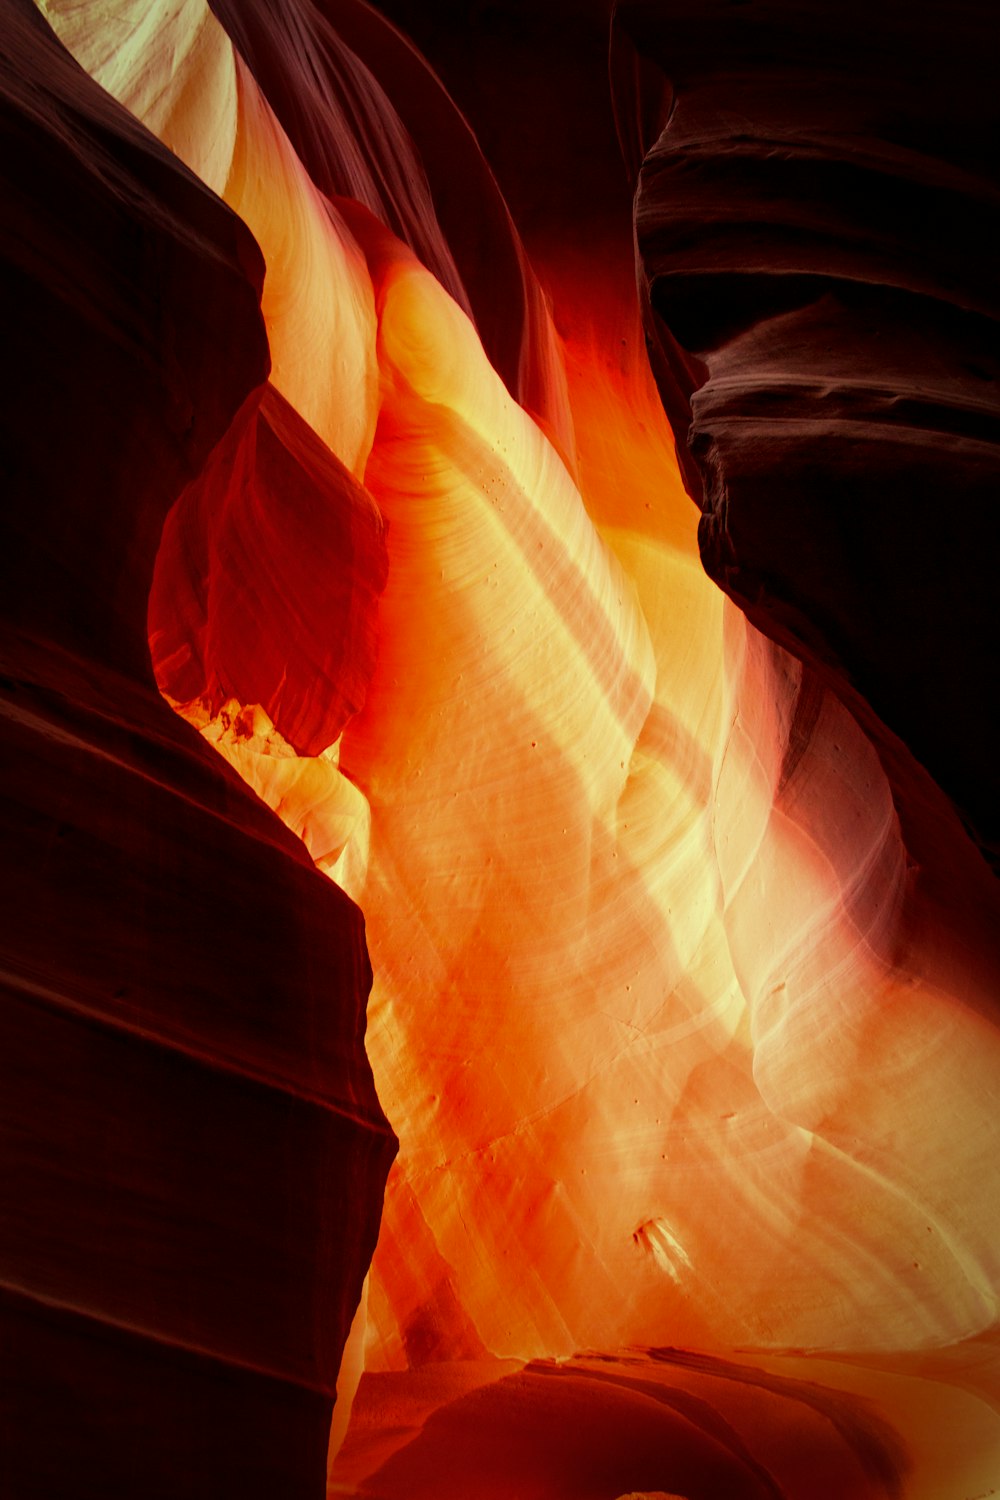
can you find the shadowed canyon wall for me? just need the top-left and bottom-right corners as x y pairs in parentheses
(614, 0), (1000, 869)
(2, 0), (999, 1496)
(0, 3), (394, 1494)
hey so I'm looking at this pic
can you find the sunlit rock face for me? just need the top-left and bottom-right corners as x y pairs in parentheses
(206, 0), (576, 455)
(0, 4), (394, 1495)
(12, 0), (1000, 1495)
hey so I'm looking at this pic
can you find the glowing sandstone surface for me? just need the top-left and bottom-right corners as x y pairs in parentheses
(38, 0), (1000, 1494)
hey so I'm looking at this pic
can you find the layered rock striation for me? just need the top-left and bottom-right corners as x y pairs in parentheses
(613, 0), (1000, 868)
(0, 4), (394, 1494)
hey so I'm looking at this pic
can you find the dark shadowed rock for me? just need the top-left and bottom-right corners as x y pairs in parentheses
(0, 3), (394, 1494)
(614, 0), (1000, 867)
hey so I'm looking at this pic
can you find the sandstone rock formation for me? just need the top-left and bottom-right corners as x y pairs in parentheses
(4, 0), (999, 1495)
(0, 4), (394, 1494)
(614, 0), (1000, 870)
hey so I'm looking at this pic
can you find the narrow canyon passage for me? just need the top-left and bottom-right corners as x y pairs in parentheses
(4, 1), (1000, 1495)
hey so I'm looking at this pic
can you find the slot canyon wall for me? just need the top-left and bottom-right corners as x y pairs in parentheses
(1, 1), (998, 1497)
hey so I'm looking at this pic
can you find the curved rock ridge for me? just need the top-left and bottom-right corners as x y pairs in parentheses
(41, 0), (383, 470)
(1, 3), (394, 1495)
(333, 1345), (1000, 1500)
(206, 0), (577, 462)
(612, 0), (1000, 868)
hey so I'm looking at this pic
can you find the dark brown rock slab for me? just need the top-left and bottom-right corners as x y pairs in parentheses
(614, 0), (1000, 866)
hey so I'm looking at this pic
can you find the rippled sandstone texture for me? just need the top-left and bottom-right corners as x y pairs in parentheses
(6, 0), (1000, 1496)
